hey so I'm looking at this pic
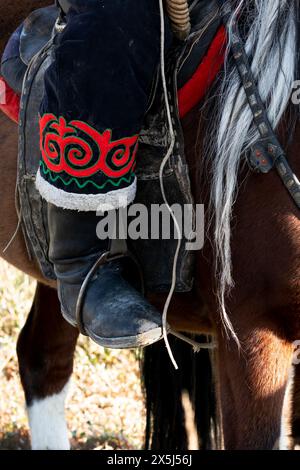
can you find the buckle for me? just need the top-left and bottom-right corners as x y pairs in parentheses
(248, 141), (274, 174)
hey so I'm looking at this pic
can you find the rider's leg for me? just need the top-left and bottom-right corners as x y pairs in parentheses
(36, 0), (173, 348)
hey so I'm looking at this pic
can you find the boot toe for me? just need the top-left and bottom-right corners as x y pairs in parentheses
(59, 266), (164, 349)
(83, 273), (164, 348)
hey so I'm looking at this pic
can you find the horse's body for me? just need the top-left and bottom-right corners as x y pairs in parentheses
(1, 0), (300, 450)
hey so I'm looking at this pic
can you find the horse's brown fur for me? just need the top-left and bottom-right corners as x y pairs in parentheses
(1, 0), (300, 450)
(182, 105), (300, 448)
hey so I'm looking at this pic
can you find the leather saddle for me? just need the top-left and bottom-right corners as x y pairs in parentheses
(3, 0), (221, 293)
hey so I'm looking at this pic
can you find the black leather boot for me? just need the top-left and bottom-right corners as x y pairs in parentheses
(48, 203), (164, 349)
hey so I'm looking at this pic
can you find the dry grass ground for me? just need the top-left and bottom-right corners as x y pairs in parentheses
(0, 259), (145, 450)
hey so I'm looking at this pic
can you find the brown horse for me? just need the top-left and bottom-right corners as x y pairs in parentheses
(0, 0), (299, 450)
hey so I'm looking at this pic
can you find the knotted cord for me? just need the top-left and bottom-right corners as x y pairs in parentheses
(165, 0), (191, 40)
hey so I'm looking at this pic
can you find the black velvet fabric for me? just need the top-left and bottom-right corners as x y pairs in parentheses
(42, 0), (170, 131)
(39, 0), (173, 196)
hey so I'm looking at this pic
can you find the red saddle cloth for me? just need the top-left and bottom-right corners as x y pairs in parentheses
(0, 76), (20, 123)
(178, 26), (226, 118)
(0, 26), (226, 124)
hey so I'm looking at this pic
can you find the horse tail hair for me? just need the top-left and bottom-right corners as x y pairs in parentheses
(142, 336), (218, 450)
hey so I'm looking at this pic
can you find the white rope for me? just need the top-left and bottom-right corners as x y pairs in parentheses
(2, 182), (22, 254)
(159, 0), (217, 365)
(2, 217), (22, 254)
(170, 331), (217, 353)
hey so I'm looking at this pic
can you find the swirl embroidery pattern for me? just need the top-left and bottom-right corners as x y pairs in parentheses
(39, 114), (139, 180)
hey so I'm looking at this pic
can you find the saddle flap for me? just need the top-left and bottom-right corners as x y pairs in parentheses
(16, 0), (222, 292)
(20, 5), (59, 66)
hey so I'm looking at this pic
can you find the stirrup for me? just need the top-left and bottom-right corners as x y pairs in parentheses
(75, 238), (144, 336)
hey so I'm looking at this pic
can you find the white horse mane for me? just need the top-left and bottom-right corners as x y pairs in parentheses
(208, 0), (297, 343)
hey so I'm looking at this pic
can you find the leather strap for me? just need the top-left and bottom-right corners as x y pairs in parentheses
(219, 0), (300, 209)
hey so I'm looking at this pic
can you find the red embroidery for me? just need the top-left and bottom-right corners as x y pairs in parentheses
(40, 114), (138, 178)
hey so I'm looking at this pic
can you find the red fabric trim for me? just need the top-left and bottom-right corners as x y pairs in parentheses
(40, 114), (138, 178)
(0, 27), (226, 126)
(0, 76), (20, 123)
(178, 26), (226, 118)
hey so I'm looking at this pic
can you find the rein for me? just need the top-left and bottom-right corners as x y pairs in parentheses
(219, 0), (300, 209)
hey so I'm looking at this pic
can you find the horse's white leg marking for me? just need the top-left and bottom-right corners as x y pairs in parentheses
(279, 366), (294, 450)
(27, 381), (71, 450)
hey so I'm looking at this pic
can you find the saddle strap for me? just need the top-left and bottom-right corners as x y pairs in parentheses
(220, 1), (300, 209)
(18, 39), (57, 280)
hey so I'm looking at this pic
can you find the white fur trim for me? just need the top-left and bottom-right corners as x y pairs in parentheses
(27, 382), (70, 450)
(36, 170), (137, 211)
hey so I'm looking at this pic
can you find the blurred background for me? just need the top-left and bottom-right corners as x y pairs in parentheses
(0, 259), (145, 450)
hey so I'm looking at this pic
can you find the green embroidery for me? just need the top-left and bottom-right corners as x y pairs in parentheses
(40, 161), (134, 190)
